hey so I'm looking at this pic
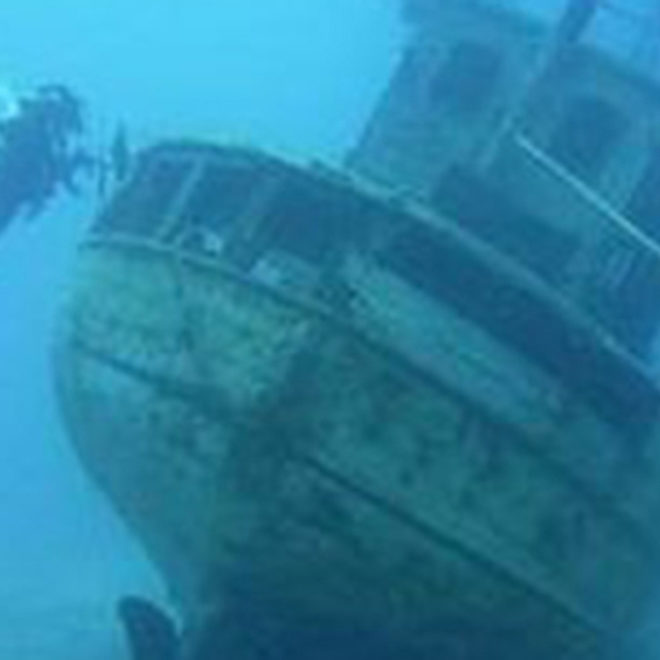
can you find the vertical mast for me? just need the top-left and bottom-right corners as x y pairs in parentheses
(553, 0), (601, 51)
(478, 0), (602, 168)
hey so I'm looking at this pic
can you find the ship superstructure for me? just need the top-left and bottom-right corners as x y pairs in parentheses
(351, 0), (660, 362)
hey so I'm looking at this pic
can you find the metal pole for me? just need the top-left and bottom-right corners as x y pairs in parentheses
(553, 0), (601, 49)
(478, 0), (602, 169)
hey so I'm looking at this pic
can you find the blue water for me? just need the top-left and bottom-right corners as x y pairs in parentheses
(0, 1), (402, 656)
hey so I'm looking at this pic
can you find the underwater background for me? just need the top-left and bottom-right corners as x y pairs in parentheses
(2, 0), (660, 657)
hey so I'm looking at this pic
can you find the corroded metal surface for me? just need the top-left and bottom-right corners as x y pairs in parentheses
(53, 237), (660, 658)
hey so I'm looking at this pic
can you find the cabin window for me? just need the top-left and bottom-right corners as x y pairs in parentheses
(429, 42), (503, 117)
(431, 166), (577, 283)
(586, 241), (660, 358)
(547, 95), (628, 183)
(95, 157), (190, 236)
(611, 253), (660, 356)
(626, 147), (660, 243)
(175, 162), (259, 252)
(257, 178), (372, 265)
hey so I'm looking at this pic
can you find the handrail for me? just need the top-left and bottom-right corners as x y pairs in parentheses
(514, 133), (660, 261)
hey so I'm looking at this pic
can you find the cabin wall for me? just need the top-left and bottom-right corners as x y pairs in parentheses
(346, 2), (545, 196)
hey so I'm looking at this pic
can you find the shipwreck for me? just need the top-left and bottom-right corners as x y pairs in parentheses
(53, 1), (660, 657)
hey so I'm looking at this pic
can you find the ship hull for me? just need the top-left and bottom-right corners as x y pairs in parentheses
(53, 238), (659, 658)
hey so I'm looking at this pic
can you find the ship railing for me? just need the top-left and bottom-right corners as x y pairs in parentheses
(513, 134), (660, 264)
(502, 132), (660, 366)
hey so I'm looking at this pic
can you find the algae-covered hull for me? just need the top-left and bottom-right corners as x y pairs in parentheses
(52, 141), (660, 659)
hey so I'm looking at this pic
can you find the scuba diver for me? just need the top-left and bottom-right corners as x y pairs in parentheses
(0, 83), (95, 233)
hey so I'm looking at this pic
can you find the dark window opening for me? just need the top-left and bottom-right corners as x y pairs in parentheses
(547, 95), (628, 183)
(429, 42), (503, 116)
(431, 166), (577, 283)
(257, 178), (374, 265)
(585, 242), (660, 357)
(95, 157), (190, 236)
(180, 163), (259, 236)
(626, 147), (660, 243)
(376, 220), (659, 437)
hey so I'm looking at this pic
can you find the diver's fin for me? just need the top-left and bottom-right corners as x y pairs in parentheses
(117, 595), (180, 660)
